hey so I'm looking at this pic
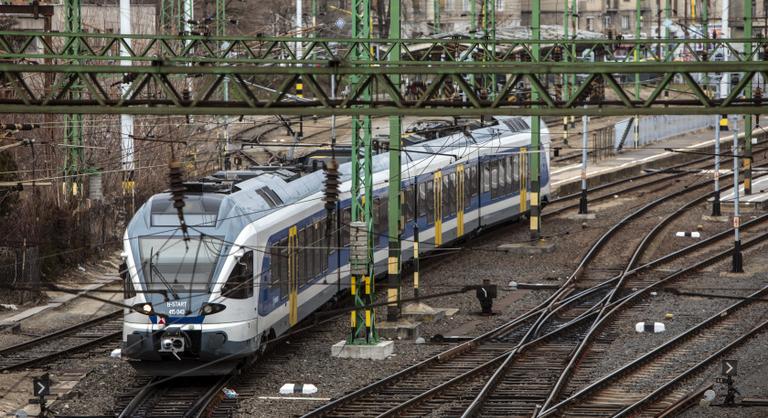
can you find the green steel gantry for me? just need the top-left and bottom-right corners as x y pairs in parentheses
(63, 0), (83, 198)
(1, 33), (764, 117)
(348, 0), (376, 344)
(387, 0), (402, 324)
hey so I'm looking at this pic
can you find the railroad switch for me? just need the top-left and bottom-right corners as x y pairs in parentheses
(475, 279), (497, 316)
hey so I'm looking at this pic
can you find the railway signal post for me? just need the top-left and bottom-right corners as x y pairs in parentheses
(713, 114), (722, 217)
(743, 0), (753, 196)
(579, 109), (589, 215)
(731, 115), (743, 273)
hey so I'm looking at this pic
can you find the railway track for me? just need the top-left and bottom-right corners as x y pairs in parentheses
(0, 311), (122, 372)
(540, 282), (768, 417)
(302, 169), (753, 417)
(116, 145), (768, 417)
(115, 375), (231, 418)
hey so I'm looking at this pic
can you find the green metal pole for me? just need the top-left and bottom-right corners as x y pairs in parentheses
(386, 0), (401, 323)
(433, 0), (440, 33)
(530, 0), (541, 241)
(64, 0), (82, 199)
(562, 0), (570, 144)
(349, 0), (376, 344)
(569, 0), (577, 128)
(634, 0), (641, 148)
(744, 0), (753, 194)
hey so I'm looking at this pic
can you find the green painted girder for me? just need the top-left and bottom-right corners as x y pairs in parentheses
(0, 60), (765, 116)
(1, 31), (765, 64)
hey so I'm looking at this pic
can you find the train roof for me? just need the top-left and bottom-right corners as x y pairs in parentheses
(134, 116), (542, 235)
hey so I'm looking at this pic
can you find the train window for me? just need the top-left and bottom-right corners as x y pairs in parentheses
(402, 186), (413, 222)
(425, 180), (434, 224)
(222, 250), (254, 299)
(341, 207), (351, 247)
(316, 222), (326, 275)
(307, 225), (315, 282)
(449, 173), (457, 216)
(491, 161), (499, 197)
(505, 157), (513, 194)
(498, 159), (506, 193)
(418, 182), (427, 218)
(441, 175), (449, 218)
(470, 165), (479, 197)
(277, 238), (289, 298)
(270, 244), (280, 292)
(372, 199), (380, 237)
(482, 162), (490, 193)
(464, 169), (471, 209)
(513, 154), (520, 184)
(297, 228), (306, 285)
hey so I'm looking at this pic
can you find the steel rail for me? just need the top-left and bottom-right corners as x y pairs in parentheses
(539, 190), (723, 412)
(0, 311), (122, 373)
(469, 159), (768, 416)
(459, 175), (716, 417)
(541, 269), (768, 416)
(388, 218), (768, 418)
(0, 310), (120, 355)
(305, 172), (721, 417)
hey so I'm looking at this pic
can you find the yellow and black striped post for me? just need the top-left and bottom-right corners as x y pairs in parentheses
(720, 115), (729, 131)
(364, 275), (373, 342)
(350, 274), (357, 337)
(562, 117), (568, 145)
(412, 224), (420, 299)
(296, 77), (304, 138)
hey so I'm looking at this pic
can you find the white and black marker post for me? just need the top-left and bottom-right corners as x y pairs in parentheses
(579, 106), (589, 214)
(713, 113), (722, 216)
(732, 115), (743, 273)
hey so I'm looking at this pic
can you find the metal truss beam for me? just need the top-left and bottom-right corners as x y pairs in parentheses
(0, 32), (766, 116)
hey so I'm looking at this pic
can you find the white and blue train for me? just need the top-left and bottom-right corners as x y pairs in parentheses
(120, 116), (550, 375)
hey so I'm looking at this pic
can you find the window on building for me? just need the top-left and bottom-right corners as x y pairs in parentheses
(603, 15), (612, 29)
(586, 17), (594, 32)
(496, 0), (503, 11)
(621, 15), (630, 30)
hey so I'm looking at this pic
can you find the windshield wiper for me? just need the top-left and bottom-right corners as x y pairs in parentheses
(149, 248), (180, 301)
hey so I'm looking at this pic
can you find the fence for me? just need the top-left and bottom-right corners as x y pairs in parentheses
(614, 115), (716, 151)
(0, 245), (40, 304)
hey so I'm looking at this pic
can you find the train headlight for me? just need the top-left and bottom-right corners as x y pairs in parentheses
(132, 303), (155, 315)
(199, 303), (227, 316)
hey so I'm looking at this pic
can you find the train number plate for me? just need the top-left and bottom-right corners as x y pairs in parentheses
(166, 300), (188, 316)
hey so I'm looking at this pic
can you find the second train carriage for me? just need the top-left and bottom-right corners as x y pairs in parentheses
(120, 116), (550, 375)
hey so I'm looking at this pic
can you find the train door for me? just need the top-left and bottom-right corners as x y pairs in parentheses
(519, 148), (528, 213)
(456, 165), (465, 236)
(434, 171), (442, 246)
(288, 226), (298, 326)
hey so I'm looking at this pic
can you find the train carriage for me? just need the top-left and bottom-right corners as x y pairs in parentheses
(120, 116), (550, 375)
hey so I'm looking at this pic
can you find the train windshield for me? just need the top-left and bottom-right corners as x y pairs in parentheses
(138, 235), (224, 294)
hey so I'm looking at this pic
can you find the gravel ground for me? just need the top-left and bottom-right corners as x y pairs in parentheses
(562, 239), (768, 410)
(673, 329), (768, 418)
(19, 161), (759, 418)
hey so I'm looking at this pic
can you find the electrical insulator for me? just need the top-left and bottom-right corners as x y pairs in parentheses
(168, 160), (188, 237)
(323, 159), (340, 213)
(552, 46), (562, 62)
